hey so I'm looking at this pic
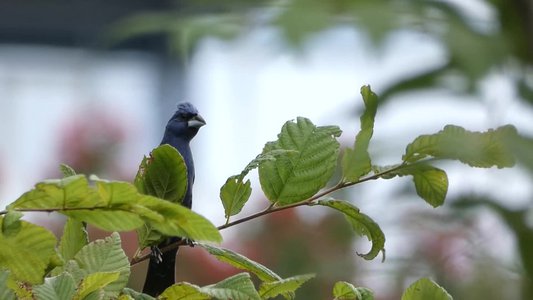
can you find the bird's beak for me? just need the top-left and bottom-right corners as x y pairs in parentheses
(188, 114), (206, 129)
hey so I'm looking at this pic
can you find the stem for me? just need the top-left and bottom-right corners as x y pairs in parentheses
(130, 239), (188, 265)
(132, 248), (143, 261)
(217, 161), (413, 230)
(0, 206), (112, 216)
(217, 182), (343, 230)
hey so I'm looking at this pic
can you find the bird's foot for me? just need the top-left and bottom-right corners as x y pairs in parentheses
(183, 238), (195, 248)
(150, 246), (163, 264)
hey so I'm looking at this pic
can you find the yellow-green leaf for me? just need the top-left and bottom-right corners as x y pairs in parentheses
(201, 273), (260, 300)
(73, 272), (120, 300)
(258, 274), (314, 299)
(332, 281), (360, 300)
(401, 278), (452, 300)
(332, 281), (374, 300)
(58, 218), (88, 262)
(0, 217), (57, 284)
(137, 197), (222, 246)
(8, 175), (102, 210)
(159, 282), (210, 300)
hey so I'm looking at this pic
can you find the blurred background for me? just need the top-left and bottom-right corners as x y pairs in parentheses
(1, 0), (532, 299)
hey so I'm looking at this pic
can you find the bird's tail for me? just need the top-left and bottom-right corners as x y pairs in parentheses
(142, 240), (179, 296)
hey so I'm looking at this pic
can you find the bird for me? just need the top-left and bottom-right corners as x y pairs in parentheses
(142, 102), (206, 296)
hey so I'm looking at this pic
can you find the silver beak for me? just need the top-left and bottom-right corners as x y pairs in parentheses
(188, 114), (206, 129)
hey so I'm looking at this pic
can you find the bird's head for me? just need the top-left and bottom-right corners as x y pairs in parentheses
(165, 102), (206, 141)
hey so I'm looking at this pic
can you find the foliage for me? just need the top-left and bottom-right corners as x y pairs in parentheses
(108, 0), (533, 106)
(401, 278), (452, 300)
(0, 86), (519, 298)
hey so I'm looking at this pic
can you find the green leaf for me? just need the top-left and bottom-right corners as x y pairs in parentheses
(6, 279), (33, 299)
(258, 274), (315, 299)
(120, 288), (156, 300)
(63, 180), (146, 232)
(0, 216), (57, 284)
(0, 270), (16, 300)
(10, 177), (143, 232)
(235, 150), (299, 181)
(134, 144), (188, 204)
(8, 176), (145, 232)
(333, 282), (374, 300)
(317, 200), (385, 260)
(60, 164), (77, 177)
(220, 149), (298, 221)
(410, 165), (448, 208)
(73, 272), (120, 300)
(333, 281), (360, 300)
(1, 211), (23, 236)
(403, 124), (517, 168)
(33, 273), (77, 300)
(356, 288), (374, 300)
(134, 145), (221, 247)
(74, 233), (130, 298)
(259, 117), (341, 205)
(376, 164), (448, 208)
(220, 178), (252, 219)
(7, 175), (219, 243)
(201, 273), (260, 300)
(81, 290), (104, 300)
(199, 244), (281, 283)
(62, 187), (140, 232)
(62, 260), (85, 285)
(58, 218), (88, 262)
(401, 278), (452, 300)
(342, 85), (378, 182)
(161, 274), (263, 300)
(159, 282), (211, 300)
(136, 196), (222, 247)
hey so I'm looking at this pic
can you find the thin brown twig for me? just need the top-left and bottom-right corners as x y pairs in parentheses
(0, 205), (115, 216)
(129, 162), (408, 266)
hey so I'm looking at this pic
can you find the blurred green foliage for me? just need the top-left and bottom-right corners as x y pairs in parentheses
(109, 1), (533, 299)
(109, 0), (533, 103)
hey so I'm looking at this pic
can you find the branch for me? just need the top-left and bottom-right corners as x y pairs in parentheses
(129, 162), (409, 266)
(0, 206), (113, 216)
(130, 238), (190, 265)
